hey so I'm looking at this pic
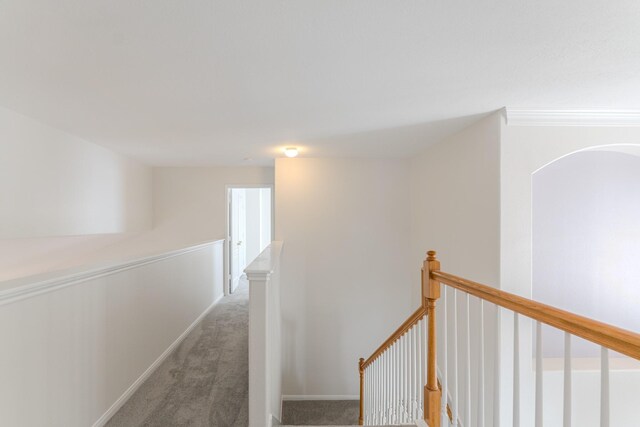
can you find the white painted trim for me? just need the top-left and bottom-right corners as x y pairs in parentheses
(245, 241), (283, 277)
(92, 293), (224, 427)
(505, 109), (640, 127)
(415, 419), (429, 427)
(225, 184), (275, 296)
(281, 395), (360, 401)
(0, 240), (224, 306)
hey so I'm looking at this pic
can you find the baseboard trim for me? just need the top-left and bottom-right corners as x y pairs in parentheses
(92, 294), (224, 427)
(282, 395), (359, 401)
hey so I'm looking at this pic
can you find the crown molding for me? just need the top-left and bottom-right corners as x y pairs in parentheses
(505, 109), (640, 127)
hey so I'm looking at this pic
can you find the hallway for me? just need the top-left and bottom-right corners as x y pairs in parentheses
(106, 281), (249, 427)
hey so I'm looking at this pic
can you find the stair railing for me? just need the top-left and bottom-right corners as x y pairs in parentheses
(359, 252), (450, 426)
(360, 250), (640, 427)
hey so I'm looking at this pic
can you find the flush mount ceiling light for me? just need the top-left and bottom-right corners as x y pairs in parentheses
(284, 147), (299, 158)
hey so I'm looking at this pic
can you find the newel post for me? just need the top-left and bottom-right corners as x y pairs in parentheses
(424, 250), (442, 427)
(359, 358), (365, 425)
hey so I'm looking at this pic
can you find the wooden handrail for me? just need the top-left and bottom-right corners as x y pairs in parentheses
(359, 250), (640, 427)
(361, 305), (427, 369)
(431, 269), (640, 360)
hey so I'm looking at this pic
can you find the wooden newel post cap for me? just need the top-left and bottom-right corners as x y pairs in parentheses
(424, 250), (440, 300)
(359, 358), (364, 371)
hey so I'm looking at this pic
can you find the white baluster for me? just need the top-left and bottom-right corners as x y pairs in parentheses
(601, 347), (609, 427)
(400, 333), (410, 422)
(405, 332), (409, 422)
(398, 335), (403, 422)
(364, 369), (371, 425)
(422, 315), (428, 419)
(465, 293), (471, 427)
(535, 321), (543, 427)
(387, 341), (398, 422)
(396, 340), (400, 423)
(376, 358), (380, 424)
(380, 357), (384, 424)
(384, 351), (392, 424)
(494, 305), (501, 427)
(378, 357), (382, 424)
(513, 312), (520, 427)
(391, 342), (395, 424)
(364, 368), (368, 425)
(398, 336), (403, 423)
(368, 362), (372, 424)
(564, 333), (571, 427)
(372, 360), (375, 424)
(419, 320), (424, 419)
(401, 334), (409, 422)
(442, 287), (449, 421)
(414, 325), (419, 419)
(370, 361), (374, 425)
(378, 356), (382, 424)
(453, 289), (459, 426)
(409, 327), (414, 420)
(477, 299), (485, 427)
(380, 353), (387, 424)
(384, 351), (391, 424)
(406, 332), (410, 422)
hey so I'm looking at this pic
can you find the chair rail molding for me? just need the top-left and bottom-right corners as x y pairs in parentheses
(0, 240), (224, 306)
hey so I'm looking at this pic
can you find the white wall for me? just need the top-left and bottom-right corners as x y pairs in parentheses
(153, 167), (275, 247)
(0, 240), (224, 427)
(260, 188), (272, 250)
(410, 112), (501, 291)
(409, 112), (502, 427)
(275, 158), (413, 397)
(0, 106), (152, 239)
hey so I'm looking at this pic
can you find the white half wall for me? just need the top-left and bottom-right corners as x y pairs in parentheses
(275, 157), (413, 396)
(0, 240), (224, 427)
(0, 105), (152, 239)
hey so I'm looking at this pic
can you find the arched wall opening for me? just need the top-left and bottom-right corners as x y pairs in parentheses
(533, 147), (640, 354)
(530, 145), (640, 426)
(499, 122), (640, 426)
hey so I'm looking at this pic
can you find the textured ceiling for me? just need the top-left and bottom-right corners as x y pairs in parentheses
(1, 1), (639, 165)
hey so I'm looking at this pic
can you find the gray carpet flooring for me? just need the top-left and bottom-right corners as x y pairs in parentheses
(106, 281), (249, 427)
(281, 400), (359, 426)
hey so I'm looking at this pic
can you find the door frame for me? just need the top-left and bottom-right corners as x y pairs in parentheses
(225, 184), (275, 295)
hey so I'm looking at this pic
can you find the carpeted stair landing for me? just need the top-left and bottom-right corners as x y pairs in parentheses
(280, 400), (405, 427)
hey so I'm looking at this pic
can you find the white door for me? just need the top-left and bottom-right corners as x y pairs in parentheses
(230, 189), (247, 293)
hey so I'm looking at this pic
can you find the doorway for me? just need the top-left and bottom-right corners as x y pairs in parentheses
(226, 186), (273, 294)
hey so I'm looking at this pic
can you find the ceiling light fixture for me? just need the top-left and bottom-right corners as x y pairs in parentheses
(284, 147), (299, 158)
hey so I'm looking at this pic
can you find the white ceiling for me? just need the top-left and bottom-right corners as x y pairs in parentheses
(1, 1), (640, 166)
